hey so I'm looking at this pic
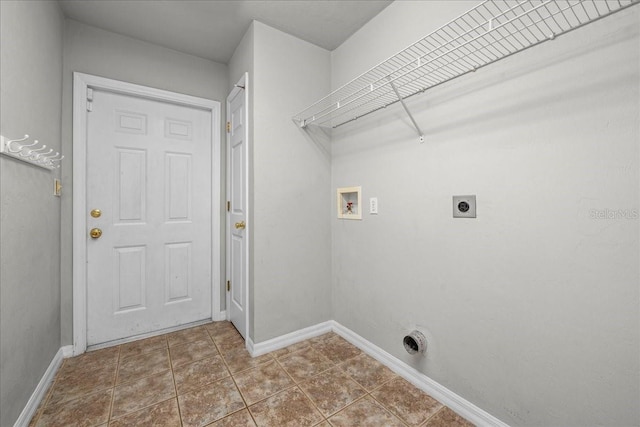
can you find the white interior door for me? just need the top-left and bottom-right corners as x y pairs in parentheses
(86, 88), (213, 346)
(227, 74), (249, 339)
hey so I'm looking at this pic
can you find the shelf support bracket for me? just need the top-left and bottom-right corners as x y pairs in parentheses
(388, 79), (424, 143)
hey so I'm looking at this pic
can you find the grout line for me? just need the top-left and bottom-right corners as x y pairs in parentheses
(112, 367), (173, 389)
(119, 336), (168, 362)
(275, 339), (357, 423)
(367, 385), (412, 427)
(324, 392), (370, 422)
(367, 375), (400, 394)
(112, 346), (172, 387)
(314, 347), (408, 426)
(368, 390), (411, 427)
(418, 405), (447, 427)
(108, 397), (177, 424)
(106, 344), (122, 424)
(166, 335), (185, 427)
(294, 375), (330, 422)
(258, 357), (305, 402)
(210, 323), (261, 426)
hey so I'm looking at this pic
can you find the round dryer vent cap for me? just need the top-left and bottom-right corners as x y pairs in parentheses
(403, 330), (427, 355)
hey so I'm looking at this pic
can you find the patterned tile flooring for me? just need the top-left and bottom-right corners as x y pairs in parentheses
(29, 321), (474, 426)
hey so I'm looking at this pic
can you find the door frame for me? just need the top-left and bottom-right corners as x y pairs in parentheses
(226, 73), (250, 342)
(72, 72), (222, 355)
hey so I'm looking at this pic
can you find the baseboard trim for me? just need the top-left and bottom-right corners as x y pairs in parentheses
(246, 336), (255, 354)
(212, 310), (227, 322)
(14, 346), (68, 427)
(249, 321), (333, 357)
(61, 345), (74, 358)
(248, 320), (507, 427)
(330, 321), (509, 427)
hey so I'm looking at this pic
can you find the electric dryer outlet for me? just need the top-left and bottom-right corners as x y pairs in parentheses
(453, 195), (476, 218)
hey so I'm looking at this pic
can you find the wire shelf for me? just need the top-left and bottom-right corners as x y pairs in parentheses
(293, 0), (639, 130)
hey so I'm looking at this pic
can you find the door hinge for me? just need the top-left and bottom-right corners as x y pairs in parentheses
(226, 280), (231, 292)
(227, 201), (230, 212)
(226, 122), (231, 133)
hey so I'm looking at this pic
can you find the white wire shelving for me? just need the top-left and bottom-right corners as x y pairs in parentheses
(293, 0), (639, 141)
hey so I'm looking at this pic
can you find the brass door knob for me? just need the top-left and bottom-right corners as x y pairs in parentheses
(90, 209), (102, 218)
(234, 221), (246, 230)
(90, 228), (103, 239)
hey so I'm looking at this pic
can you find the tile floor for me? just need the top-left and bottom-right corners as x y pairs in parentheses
(30, 322), (474, 427)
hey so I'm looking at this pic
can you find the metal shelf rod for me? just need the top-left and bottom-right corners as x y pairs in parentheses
(293, 0), (638, 132)
(388, 79), (425, 143)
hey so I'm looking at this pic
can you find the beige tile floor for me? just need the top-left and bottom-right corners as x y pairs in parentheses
(30, 321), (474, 427)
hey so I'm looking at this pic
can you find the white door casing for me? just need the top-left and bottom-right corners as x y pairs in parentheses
(226, 73), (249, 340)
(73, 73), (221, 354)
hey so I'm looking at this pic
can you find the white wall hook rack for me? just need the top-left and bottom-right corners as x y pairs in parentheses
(293, 0), (639, 142)
(0, 134), (64, 170)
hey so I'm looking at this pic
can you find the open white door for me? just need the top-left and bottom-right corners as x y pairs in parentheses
(226, 73), (249, 339)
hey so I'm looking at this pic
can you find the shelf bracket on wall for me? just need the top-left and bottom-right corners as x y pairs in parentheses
(388, 78), (424, 143)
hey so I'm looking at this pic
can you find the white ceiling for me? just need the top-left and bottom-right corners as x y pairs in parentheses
(58, 0), (393, 64)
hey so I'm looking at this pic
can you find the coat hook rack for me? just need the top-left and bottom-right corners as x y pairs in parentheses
(0, 134), (64, 170)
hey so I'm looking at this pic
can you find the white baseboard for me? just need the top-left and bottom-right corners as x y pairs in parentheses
(249, 321), (333, 357)
(246, 336), (255, 354)
(61, 345), (74, 358)
(330, 321), (509, 427)
(248, 320), (508, 427)
(212, 310), (227, 322)
(14, 346), (71, 427)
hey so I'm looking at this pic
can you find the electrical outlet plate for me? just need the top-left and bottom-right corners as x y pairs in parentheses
(453, 195), (476, 218)
(369, 197), (378, 214)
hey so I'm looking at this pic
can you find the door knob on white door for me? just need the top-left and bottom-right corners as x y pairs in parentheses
(89, 228), (102, 239)
(234, 221), (245, 230)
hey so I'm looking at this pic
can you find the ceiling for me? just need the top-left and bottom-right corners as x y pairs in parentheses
(58, 0), (393, 64)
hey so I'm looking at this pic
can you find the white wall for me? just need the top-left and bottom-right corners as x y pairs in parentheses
(331, 2), (639, 426)
(0, 1), (64, 425)
(60, 20), (229, 344)
(251, 22), (333, 342)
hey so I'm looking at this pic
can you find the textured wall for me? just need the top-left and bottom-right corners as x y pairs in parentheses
(251, 22), (333, 342)
(331, 2), (639, 425)
(0, 1), (64, 425)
